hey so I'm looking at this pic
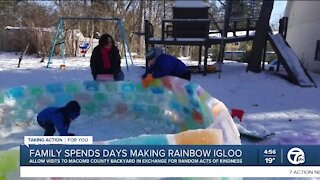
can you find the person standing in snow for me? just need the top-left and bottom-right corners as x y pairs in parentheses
(142, 47), (191, 87)
(90, 33), (124, 81)
(37, 101), (81, 136)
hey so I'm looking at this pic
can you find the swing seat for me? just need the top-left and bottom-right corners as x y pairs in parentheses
(79, 42), (90, 56)
(79, 42), (90, 49)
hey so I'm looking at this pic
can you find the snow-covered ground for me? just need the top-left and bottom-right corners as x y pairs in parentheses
(0, 52), (320, 149)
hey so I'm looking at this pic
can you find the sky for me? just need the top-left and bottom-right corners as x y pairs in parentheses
(270, 0), (288, 24)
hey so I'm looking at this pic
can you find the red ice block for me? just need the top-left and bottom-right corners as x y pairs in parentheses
(231, 108), (244, 122)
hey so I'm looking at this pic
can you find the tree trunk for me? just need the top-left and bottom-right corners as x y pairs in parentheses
(149, 0), (153, 21)
(125, 0), (133, 11)
(136, 1), (144, 55)
(247, 0), (274, 73)
(217, 0), (232, 64)
(83, 0), (88, 16)
(155, 1), (161, 21)
(140, 3), (146, 55)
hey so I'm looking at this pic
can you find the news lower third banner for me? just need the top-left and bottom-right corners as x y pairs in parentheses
(20, 144), (320, 177)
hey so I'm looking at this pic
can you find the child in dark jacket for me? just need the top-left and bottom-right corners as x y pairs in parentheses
(37, 101), (81, 136)
(142, 47), (191, 87)
(90, 33), (124, 81)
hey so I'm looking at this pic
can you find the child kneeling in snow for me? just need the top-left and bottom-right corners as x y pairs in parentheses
(37, 101), (81, 136)
(142, 47), (191, 87)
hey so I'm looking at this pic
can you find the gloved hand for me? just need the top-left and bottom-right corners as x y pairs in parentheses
(141, 74), (154, 88)
(68, 133), (75, 136)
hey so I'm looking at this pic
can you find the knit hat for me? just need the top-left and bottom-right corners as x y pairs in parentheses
(145, 47), (164, 61)
(65, 101), (81, 116)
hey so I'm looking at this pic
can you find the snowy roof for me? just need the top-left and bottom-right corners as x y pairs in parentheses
(5, 26), (55, 32)
(209, 30), (256, 38)
(173, 0), (208, 8)
(208, 30), (279, 38)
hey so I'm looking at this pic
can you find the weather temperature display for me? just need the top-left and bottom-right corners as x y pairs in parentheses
(260, 148), (280, 165)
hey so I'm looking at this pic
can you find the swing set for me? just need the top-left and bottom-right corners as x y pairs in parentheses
(47, 17), (133, 71)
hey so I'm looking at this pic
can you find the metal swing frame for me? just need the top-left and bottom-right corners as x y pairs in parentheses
(47, 17), (133, 71)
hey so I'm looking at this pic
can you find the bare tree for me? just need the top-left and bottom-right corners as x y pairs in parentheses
(135, 1), (145, 55)
(247, 0), (274, 73)
(1, 0), (178, 57)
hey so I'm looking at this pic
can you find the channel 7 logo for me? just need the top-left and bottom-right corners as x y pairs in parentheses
(287, 147), (305, 165)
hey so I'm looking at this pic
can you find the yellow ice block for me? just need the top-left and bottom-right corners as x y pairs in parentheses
(211, 102), (223, 117)
(175, 129), (223, 145)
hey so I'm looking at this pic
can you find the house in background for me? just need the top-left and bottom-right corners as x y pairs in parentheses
(285, 1), (320, 73)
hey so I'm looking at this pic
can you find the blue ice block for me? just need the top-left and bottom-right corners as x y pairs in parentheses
(6, 87), (24, 99)
(107, 134), (169, 145)
(46, 83), (63, 94)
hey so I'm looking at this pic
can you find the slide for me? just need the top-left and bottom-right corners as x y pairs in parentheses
(268, 33), (316, 87)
